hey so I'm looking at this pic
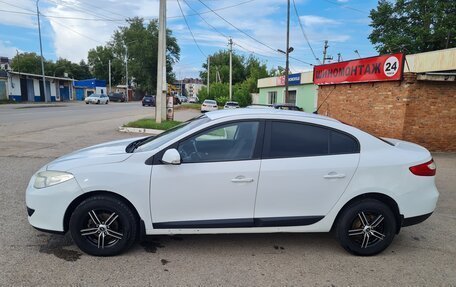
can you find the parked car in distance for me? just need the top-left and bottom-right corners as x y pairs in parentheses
(224, 101), (240, 109)
(177, 95), (188, 103)
(174, 96), (181, 105)
(201, 99), (218, 112)
(85, 94), (109, 105)
(142, 95), (155, 107)
(108, 92), (126, 102)
(26, 109), (439, 257)
(273, 103), (303, 111)
(188, 96), (199, 103)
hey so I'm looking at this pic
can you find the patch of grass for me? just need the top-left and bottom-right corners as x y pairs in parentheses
(0, 99), (17, 105)
(174, 103), (201, 110)
(124, 118), (182, 130)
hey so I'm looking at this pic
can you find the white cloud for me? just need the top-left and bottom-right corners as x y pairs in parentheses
(298, 15), (350, 43)
(0, 40), (20, 58)
(0, 0), (37, 28)
(300, 15), (340, 26)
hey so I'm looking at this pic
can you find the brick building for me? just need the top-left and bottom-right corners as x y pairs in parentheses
(315, 48), (456, 152)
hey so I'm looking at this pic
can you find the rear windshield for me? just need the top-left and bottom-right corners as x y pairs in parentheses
(226, 102), (238, 106)
(205, 100), (216, 105)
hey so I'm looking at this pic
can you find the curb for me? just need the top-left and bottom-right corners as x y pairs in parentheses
(118, 126), (164, 135)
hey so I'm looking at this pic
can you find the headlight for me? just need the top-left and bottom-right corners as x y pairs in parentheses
(33, 171), (74, 189)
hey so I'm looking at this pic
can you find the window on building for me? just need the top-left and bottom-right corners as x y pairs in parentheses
(268, 91), (277, 104)
(285, 90), (297, 105)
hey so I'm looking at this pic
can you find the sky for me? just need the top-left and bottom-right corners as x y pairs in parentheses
(0, 0), (380, 78)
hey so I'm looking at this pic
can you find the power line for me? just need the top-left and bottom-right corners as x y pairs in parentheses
(0, 0), (35, 13)
(197, 0), (313, 66)
(0, 8), (35, 16)
(182, 0), (229, 39)
(49, 18), (104, 44)
(322, 0), (368, 14)
(176, 0), (206, 57)
(197, 0), (278, 53)
(46, 0), (119, 22)
(0, 0), (258, 22)
(168, 0), (257, 19)
(291, 0), (320, 64)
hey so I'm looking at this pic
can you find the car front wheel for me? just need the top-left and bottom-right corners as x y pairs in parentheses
(69, 195), (137, 256)
(335, 199), (396, 256)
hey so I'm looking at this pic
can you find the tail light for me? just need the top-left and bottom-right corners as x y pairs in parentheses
(409, 159), (436, 176)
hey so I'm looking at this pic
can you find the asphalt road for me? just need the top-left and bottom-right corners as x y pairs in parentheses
(0, 102), (455, 286)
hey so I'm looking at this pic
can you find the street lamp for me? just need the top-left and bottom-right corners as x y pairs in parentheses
(124, 40), (138, 102)
(278, 46), (294, 101)
(36, 0), (48, 102)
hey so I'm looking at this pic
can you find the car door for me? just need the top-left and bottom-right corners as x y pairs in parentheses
(254, 120), (360, 226)
(150, 120), (263, 229)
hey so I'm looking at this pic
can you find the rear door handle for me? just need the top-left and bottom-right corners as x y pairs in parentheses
(231, 176), (254, 183)
(324, 173), (346, 179)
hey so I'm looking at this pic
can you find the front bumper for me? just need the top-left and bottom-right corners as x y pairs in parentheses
(26, 175), (83, 233)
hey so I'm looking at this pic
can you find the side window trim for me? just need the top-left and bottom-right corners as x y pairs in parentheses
(263, 119), (360, 159)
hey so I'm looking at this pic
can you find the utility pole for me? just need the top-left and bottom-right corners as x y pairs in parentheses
(36, 0), (48, 102)
(322, 40), (329, 64)
(285, 0), (290, 102)
(322, 40), (333, 64)
(156, 0), (167, 123)
(207, 56), (210, 97)
(228, 37), (233, 101)
(108, 59), (111, 94)
(125, 46), (128, 102)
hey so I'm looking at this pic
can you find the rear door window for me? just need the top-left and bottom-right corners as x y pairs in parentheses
(264, 121), (359, 158)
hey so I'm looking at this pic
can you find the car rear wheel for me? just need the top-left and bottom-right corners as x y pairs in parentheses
(97, 100), (100, 104)
(69, 195), (137, 256)
(335, 199), (396, 256)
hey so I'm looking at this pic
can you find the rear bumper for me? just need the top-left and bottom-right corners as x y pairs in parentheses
(402, 212), (433, 227)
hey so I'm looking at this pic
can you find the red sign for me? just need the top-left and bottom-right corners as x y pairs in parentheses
(313, 53), (404, 85)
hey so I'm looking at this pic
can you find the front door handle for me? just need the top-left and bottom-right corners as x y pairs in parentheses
(324, 172), (346, 179)
(231, 176), (254, 183)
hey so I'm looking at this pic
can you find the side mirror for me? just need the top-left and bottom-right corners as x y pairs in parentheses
(161, 148), (181, 165)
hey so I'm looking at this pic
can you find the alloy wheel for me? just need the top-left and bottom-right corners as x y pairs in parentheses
(80, 209), (124, 249)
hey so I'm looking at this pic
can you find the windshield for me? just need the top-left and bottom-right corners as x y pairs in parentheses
(205, 100), (216, 105)
(226, 102), (238, 106)
(135, 115), (211, 152)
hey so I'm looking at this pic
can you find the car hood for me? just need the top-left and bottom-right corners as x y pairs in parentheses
(46, 137), (145, 171)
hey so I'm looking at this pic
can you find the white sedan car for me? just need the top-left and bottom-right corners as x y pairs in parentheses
(26, 109), (439, 256)
(201, 99), (218, 112)
(85, 94), (109, 104)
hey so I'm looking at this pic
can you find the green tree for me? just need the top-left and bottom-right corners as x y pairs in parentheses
(200, 50), (246, 85)
(11, 53), (46, 75)
(369, 0), (456, 54)
(108, 17), (180, 93)
(87, 46), (123, 84)
(10, 53), (92, 79)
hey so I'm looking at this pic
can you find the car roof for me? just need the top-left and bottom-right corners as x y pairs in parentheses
(204, 108), (339, 122)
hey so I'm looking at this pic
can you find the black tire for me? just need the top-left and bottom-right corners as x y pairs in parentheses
(335, 199), (396, 256)
(97, 100), (100, 104)
(85, 102), (89, 104)
(106, 100), (109, 104)
(69, 195), (138, 256)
